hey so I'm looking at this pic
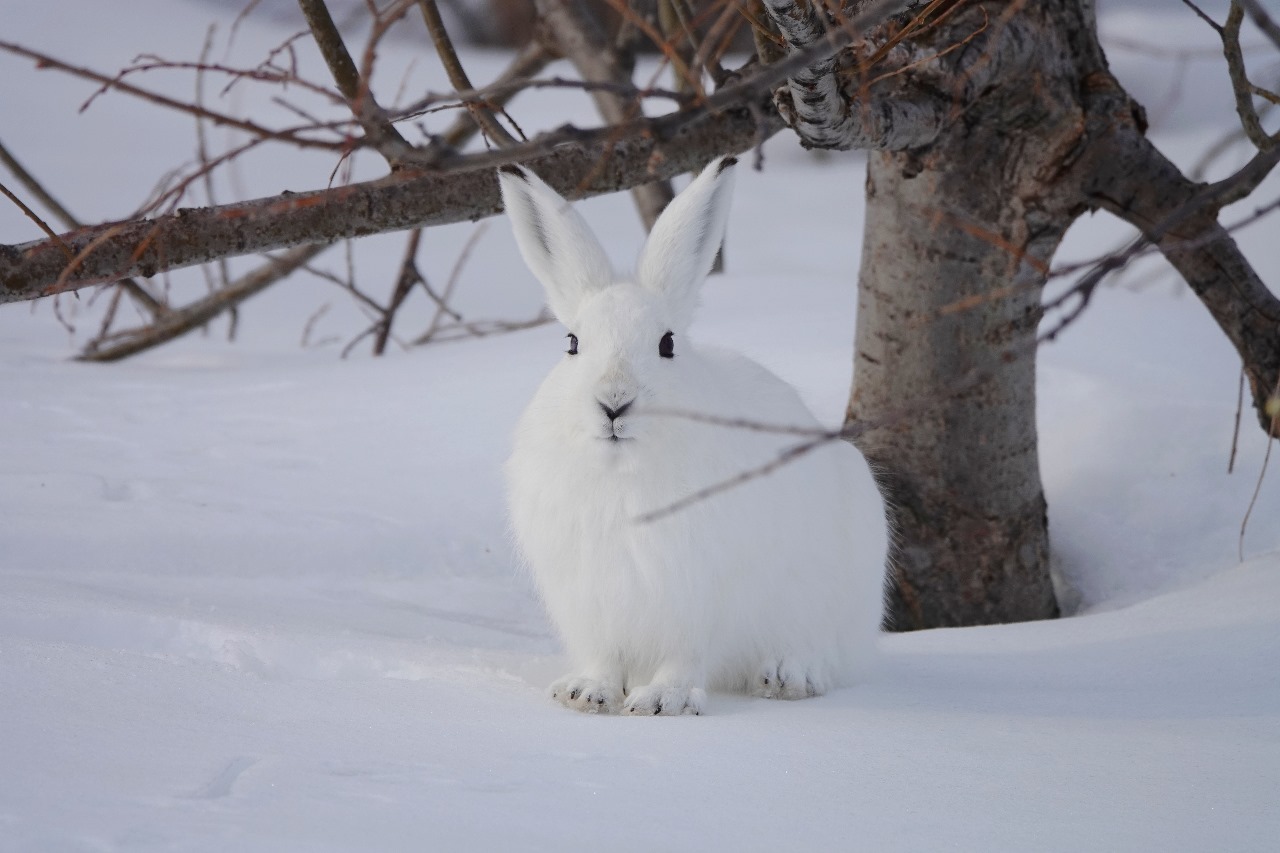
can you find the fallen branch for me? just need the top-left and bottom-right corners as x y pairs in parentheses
(76, 243), (331, 362)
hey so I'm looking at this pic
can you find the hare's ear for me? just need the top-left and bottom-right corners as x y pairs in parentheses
(498, 165), (613, 324)
(636, 156), (737, 323)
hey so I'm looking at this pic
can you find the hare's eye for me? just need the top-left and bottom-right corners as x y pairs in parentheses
(567, 333), (579, 356)
(659, 331), (674, 359)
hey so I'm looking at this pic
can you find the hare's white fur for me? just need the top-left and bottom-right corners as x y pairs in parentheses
(500, 157), (887, 715)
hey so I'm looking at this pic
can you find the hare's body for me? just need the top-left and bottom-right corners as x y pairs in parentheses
(500, 158), (887, 715)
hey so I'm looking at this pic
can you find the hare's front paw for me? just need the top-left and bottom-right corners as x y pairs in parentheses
(549, 675), (623, 714)
(622, 684), (706, 716)
(752, 659), (829, 700)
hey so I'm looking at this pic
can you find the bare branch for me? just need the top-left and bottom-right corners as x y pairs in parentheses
(1204, 143), (1280, 207)
(372, 228), (422, 355)
(296, 0), (414, 166)
(0, 138), (166, 318)
(417, 0), (518, 147)
(4, 0), (951, 306)
(436, 42), (553, 149)
(533, 0), (674, 230)
(1238, 0), (1280, 50)
(0, 39), (345, 152)
(1179, 0), (1224, 34)
(76, 243), (331, 362)
(1222, 1), (1278, 152)
(1, 93), (783, 304)
(414, 221), (487, 344)
(1082, 122), (1280, 436)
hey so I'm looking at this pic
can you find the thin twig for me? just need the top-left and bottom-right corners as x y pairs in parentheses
(533, 0), (675, 230)
(417, 0), (518, 147)
(414, 221), (489, 344)
(1222, 1), (1278, 152)
(77, 243), (331, 362)
(1238, 374), (1280, 559)
(373, 228), (423, 355)
(417, 313), (552, 345)
(633, 354), (1026, 524)
(297, 0), (414, 166)
(437, 43), (553, 150)
(300, 302), (334, 348)
(0, 40), (344, 152)
(193, 25), (236, 341)
(0, 180), (74, 259)
(1229, 366), (1245, 473)
(0, 139), (166, 317)
(1238, 0), (1280, 50)
(1180, 0), (1224, 33)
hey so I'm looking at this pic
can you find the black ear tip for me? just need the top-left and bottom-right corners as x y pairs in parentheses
(717, 156), (738, 174)
(498, 164), (528, 180)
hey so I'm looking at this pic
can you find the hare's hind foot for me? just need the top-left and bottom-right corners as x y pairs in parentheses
(549, 675), (624, 714)
(751, 659), (830, 700)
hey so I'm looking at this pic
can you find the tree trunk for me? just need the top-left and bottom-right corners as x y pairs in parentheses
(845, 2), (1093, 629)
(850, 150), (1064, 629)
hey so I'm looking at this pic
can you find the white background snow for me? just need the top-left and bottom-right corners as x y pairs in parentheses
(1, 0), (1278, 849)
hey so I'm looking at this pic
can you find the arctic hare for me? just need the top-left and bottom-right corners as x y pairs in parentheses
(500, 156), (887, 715)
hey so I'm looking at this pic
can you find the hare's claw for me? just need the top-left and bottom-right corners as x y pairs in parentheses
(752, 659), (828, 700)
(622, 684), (705, 716)
(549, 675), (623, 713)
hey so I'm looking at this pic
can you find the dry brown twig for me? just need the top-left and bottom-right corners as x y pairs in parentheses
(1221, 1), (1279, 151)
(417, 0), (518, 148)
(297, 0), (415, 167)
(77, 243), (330, 362)
(192, 25), (238, 346)
(0, 40), (347, 152)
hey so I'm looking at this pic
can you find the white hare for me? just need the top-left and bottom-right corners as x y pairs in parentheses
(500, 156), (887, 715)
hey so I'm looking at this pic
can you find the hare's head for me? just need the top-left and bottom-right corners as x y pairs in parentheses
(499, 157), (736, 447)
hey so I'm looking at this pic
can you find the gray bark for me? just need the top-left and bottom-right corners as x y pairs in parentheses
(851, 145), (1066, 629)
(846, 2), (1083, 628)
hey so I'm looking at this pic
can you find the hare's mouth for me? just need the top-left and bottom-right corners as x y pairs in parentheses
(605, 434), (634, 443)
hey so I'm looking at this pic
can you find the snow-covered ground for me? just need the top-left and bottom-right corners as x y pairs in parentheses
(1, 1), (1278, 850)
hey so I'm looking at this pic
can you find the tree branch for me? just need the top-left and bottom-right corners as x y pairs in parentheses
(417, 0), (519, 148)
(435, 42), (552, 149)
(1238, 0), (1280, 49)
(0, 100), (784, 304)
(1222, 1), (1278, 152)
(76, 243), (330, 362)
(297, 0), (414, 166)
(533, 0), (674, 230)
(0, 39), (346, 152)
(5, 0), (930, 305)
(0, 138), (166, 318)
(1082, 122), (1280, 436)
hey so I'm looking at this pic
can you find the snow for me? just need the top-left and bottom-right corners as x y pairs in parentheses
(1, 0), (1278, 849)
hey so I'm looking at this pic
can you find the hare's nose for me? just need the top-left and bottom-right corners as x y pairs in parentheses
(599, 399), (634, 422)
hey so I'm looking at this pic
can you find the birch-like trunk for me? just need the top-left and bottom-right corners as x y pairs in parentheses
(850, 147), (1066, 628)
(837, 2), (1093, 628)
